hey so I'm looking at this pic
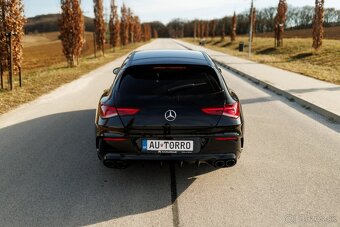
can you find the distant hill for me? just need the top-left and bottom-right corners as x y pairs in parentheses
(25, 14), (95, 34)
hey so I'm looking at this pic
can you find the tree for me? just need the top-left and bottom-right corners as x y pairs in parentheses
(231, 12), (237, 42)
(59, 0), (84, 67)
(142, 23), (151, 41)
(0, 0), (25, 76)
(127, 8), (134, 43)
(93, 0), (105, 55)
(120, 4), (129, 46)
(204, 21), (209, 38)
(221, 18), (225, 41)
(211, 20), (217, 40)
(109, 0), (120, 50)
(274, 0), (288, 48)
(312, 0), (324, 50)
(249, 8), (256, 41)
(133, 16), (142, 42)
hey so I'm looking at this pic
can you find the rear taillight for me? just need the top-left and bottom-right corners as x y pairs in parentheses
(202, 102), (240, 119)
(100, 104), (140, 119)
(100, 105), (118, 118)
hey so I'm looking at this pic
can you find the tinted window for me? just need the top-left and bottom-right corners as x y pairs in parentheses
(118, 66), (222, 96)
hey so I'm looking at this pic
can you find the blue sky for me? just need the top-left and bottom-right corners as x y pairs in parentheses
(24, 0), (340, 24)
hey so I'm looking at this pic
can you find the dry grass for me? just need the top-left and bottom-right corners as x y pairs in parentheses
(0, 32), (147, 114)
(183, 36), (340, 85)
(256, 26), (340, 40)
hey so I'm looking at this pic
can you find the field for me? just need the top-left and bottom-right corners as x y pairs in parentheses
(183, 35), (340, 85)
(0, 32), (147, 114)
(256, 26), (340, 39)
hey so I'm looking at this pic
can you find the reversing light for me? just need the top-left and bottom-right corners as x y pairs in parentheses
(201, 102), (240, 119)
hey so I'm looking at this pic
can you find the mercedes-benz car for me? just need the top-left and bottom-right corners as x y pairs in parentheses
(95, 50), (244, 169)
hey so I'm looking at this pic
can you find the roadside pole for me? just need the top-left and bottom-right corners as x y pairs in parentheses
(248, 0), (254, 59)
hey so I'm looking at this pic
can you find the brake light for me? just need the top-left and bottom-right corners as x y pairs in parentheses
(103, 138), (127, 142)
(100, 104), (140, 119)
(202, 102), (240, 119)
(215, 137), (238, 141)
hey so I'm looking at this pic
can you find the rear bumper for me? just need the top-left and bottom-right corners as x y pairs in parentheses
(102, 152), (238, 162)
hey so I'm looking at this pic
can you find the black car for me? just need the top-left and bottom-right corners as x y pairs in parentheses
(95, 50), (244, 169)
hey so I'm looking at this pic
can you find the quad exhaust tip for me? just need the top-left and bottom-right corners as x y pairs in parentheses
(213, 159), (236, 168)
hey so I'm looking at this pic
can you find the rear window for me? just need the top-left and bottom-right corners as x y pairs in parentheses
(117, 66), (222, 96)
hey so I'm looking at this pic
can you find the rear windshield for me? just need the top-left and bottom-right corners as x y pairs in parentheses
(117, 66), (222, 96)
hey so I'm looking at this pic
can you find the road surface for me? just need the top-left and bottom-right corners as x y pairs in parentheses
(0, 39), (339, 227)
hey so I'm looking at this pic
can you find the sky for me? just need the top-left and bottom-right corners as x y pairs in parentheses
(23, 0), (340, 24)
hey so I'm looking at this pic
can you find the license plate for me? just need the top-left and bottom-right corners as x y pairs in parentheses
(142, 140), (194, 153)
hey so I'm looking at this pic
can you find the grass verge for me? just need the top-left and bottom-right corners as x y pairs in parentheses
(0, 42), (147, 115)
(182, 37), (340, 85)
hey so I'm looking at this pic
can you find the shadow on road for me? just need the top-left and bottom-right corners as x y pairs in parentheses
(0, 110), (217, 226)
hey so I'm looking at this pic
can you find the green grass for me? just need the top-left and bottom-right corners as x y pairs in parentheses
(182, 37), (340, 85)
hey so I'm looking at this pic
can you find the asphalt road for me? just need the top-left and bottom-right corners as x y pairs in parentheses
(0, 39), (339, 227)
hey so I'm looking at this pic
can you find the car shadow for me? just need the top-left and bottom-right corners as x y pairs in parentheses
(0, 109), (216, 226)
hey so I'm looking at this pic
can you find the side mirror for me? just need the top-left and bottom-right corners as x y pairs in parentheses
(218, 68), (222, 73)
(113, 67), (121, 75)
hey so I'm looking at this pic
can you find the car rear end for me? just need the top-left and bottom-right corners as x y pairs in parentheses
(95, 64), (244, 169)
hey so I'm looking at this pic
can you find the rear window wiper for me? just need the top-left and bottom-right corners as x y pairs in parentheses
(167, 82), (207, 93)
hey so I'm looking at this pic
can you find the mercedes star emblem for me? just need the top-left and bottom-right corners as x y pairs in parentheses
(165, 110), (177, 122)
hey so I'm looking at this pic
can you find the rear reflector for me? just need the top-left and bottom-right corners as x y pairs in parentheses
(100, 104), (139, 118)
(215, 137), (238, 141)
(117, 108), (140, 116)
(202, 102), (240, 119)
(103, 138), (127, 142)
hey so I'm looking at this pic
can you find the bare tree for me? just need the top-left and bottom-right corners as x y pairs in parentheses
(59, 0), (84, 67)
(120, 4), (129, 46)
(204, 21), (209, 38)
(249, 8), (256, 41)
(231, 12), (237, 42)
(197, 21), (201, 39)
(200, 21), (205, 39)
(221, 18), (225, 41)
(127, 8), (134, 44)
(133, 16), (142, 42)
(109, 0), (120, 50)
(312, 0), (324, 50)
(211, 20), (217, 40)
(93, 0), (106, 56)
(274, 0), (288, 48)
(0, 0), (25, 77)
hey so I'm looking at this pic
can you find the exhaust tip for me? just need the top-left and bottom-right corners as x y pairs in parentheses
(103, 160), (116, 168)
(115, 160), (128, 169)
(226, 159), (236, 167)
(214, 160), (226, 168)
